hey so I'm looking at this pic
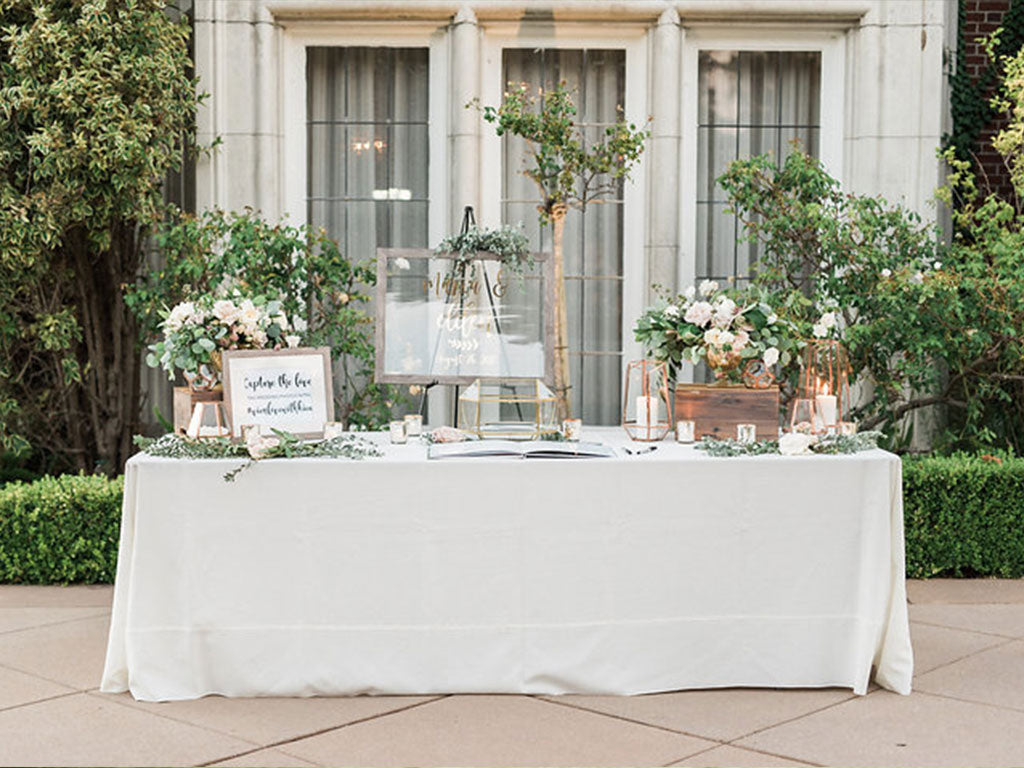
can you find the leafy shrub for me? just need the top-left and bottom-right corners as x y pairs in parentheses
(904, 454), (1024, 578)
(127, 208), (401, 429)
(0, 474), (123, 584)
(0, 0), (200, 474)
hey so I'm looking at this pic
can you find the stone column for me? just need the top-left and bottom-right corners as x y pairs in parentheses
(449, 4), (481, 230)
(646, 7), (682, 303)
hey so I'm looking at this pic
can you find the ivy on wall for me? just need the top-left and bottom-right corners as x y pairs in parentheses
(945, 0), (1024, 176)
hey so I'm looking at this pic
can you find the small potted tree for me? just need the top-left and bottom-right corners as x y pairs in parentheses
(477, 83), (649, 420)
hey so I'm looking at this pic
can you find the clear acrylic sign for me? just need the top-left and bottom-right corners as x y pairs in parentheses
(374, 248), (554, 385)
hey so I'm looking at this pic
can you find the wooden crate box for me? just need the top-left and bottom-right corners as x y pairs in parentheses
(674, 384), (780, 440)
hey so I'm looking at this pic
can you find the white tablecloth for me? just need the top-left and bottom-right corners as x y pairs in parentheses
(101, 428), (913, 702)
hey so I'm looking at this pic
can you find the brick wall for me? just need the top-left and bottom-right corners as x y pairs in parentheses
(962, 0), (1015, 198)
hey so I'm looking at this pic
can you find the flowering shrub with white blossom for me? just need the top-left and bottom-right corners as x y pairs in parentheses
(634, 280), (798, 385)
(717, 147), (1006, 449)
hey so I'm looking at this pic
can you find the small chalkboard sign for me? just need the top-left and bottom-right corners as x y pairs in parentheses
(221, 348), (334, 439)
(374, 248), (554, 385)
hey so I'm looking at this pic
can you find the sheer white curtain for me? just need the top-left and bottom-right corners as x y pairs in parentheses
(502, 49), (625, 425)
(306, 48), (429, 263)
(696, 51), (821, 285)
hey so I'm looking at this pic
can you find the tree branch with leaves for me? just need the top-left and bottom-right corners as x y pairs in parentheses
(474, 82), (649, 419)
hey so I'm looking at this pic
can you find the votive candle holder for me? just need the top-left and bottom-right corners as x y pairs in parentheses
(389, 420), (407, 444)
(675, 420), (696, 444)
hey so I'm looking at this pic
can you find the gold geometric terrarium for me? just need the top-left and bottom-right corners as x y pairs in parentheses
(794, 339), (851, 435)
(457, 379), (559, 440)
(622, 360), (672, 442)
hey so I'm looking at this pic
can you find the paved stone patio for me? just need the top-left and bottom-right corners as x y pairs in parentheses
(0, 580), (1022, 767)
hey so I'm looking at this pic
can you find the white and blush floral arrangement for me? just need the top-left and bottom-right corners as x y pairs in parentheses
(634, 280), (797, 385)
(146, 292), (308, 386)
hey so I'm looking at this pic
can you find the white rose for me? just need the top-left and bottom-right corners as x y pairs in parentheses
(763, 346), (780, 367)
(274, 312), (289, 330)
(684, 301), (714, 327)
(881, 268), (892, 278)
(812, 323), (828, 339)
(713, 298), (737, 327)
(717, 330), (735, 347)
(819, 312), (837, 329)
(212, 299), (238, 323)
(285, 334), (301, 348)
(246, 434), (281, 460)
(684, 285), (697, 300)
(699, 279), (719, 297)
(663, 304), (680, 319)
(252, 329), (268, 347)
(933, 262), (942, 270)
(703, 327), (723, 346)
(732, 330), (749, 350)
(394, 257), (411, 270)
(292, 315), (309, 333)
(779, 432), (817, 456)
(166, 301), (196, 332)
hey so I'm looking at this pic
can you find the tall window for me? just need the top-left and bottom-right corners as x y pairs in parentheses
(306, 48), (429, 260)
(502, 49), (625, 425)
(697, 51), (821, 285)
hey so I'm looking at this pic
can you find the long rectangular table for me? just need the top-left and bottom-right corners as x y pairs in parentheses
(101, 428), (913, 702)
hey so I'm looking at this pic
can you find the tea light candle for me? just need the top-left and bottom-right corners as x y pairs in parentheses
(323, 422), (345, 439)
(675, 420), (695, 444)
(403, 414), (423, 437)
(737, 423), (757, 444)
(389, 420), (407, 444)
(562, 418), (582, 441)
(634, 395), (659, 427)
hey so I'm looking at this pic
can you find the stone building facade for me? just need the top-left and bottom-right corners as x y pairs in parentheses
(189, 0), (956, 424)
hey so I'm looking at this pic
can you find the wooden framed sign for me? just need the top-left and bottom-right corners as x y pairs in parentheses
(221, 348), (334, 439)
(374, 248), (555, 385)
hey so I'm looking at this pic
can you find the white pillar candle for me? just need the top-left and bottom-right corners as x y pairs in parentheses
(389, 420), (407, 444)
(815, 393), (838, 430)
(635, 396), (659, 427)
(404, 414), (423, 437)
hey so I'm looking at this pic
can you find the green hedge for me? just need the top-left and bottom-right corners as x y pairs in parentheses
(904, 454), (1024, 578)
(2, 456), (1024, 583)
(0, 474), (122, 584)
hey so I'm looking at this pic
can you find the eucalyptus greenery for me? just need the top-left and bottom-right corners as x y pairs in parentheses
(434, 225), (533, 281)
(133, 431), (382, 482)
(695, 431), (882, 458)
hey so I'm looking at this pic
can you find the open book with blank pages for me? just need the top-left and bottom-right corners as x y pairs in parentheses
(427, 440), (618, 460)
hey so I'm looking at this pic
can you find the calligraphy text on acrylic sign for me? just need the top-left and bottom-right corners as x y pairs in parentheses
(242, 368), (315, 421)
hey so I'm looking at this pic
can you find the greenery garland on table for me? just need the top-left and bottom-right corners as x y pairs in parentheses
(696, 431), (883, 458)
(133, 432), (382, 482)
(434, 224), (533, 280)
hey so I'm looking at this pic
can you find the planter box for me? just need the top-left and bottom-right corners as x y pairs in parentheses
(674, 384), (780, 440)
(173, 386), (224, 434)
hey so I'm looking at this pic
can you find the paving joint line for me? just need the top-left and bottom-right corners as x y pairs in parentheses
(910, 618), (1022, 641)
(719, 690), (862, 747)
(912, 686), (1024, 716)
(195, 694), (451, 767)
(0, 688), (82, 716)
(536, 695), (730, 742)
(0, 609), (112, 637)
(86, 690), (266, 749)
(913, 635), (1016, 680)
(0, 658), (98, 693)
(660, 740), (823, 767)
